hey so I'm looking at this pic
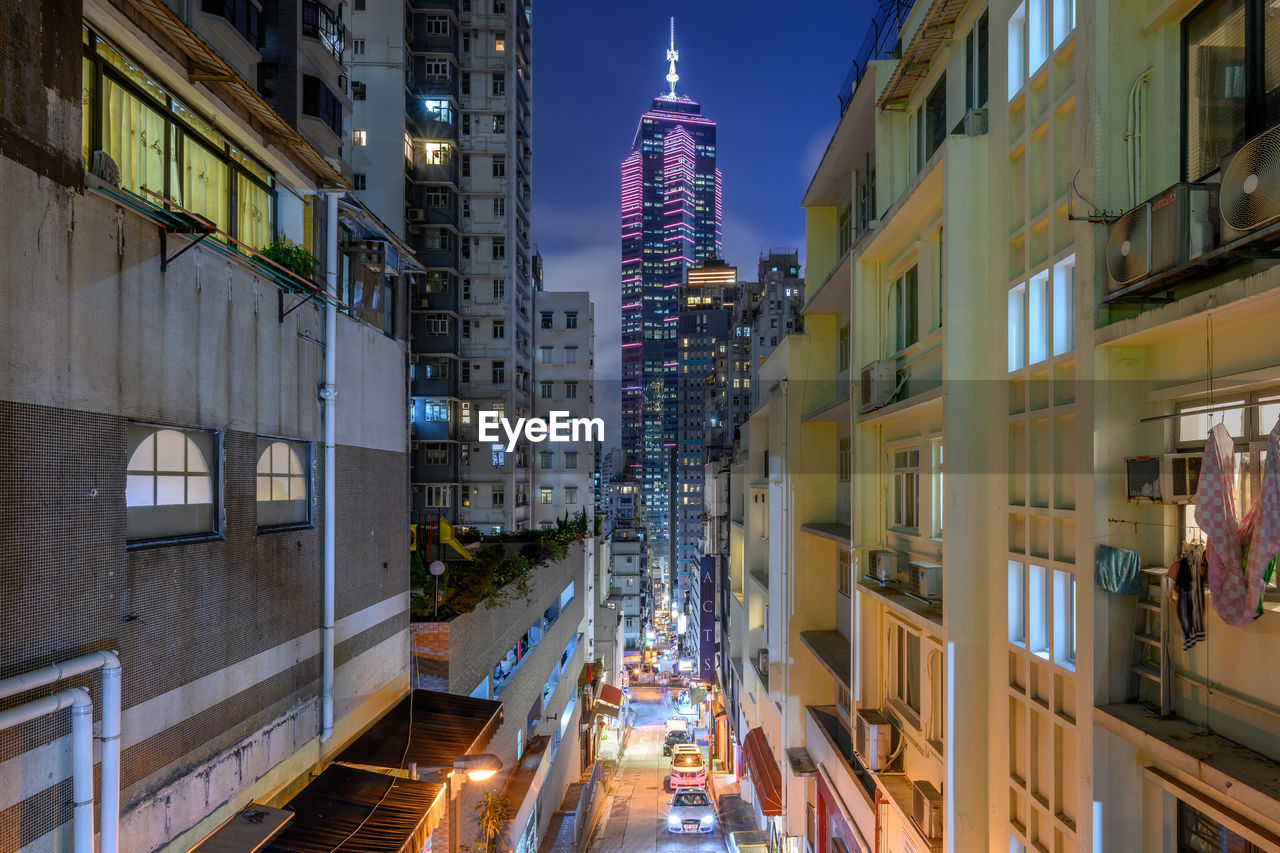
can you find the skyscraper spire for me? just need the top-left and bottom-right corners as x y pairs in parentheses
(665, 17), (679, 98)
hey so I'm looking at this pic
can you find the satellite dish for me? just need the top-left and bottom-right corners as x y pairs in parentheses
(429, 560), (446, 576)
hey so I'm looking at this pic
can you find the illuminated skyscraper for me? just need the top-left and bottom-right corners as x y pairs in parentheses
(620, 20), (722, 577)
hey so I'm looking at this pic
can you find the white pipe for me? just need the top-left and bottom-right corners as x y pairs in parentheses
(0, 688), (95, 853)
(0, 651), (121, 853)
(321, 189), (339, 742)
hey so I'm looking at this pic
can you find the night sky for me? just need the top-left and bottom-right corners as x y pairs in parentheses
(532, 0), (875, 446)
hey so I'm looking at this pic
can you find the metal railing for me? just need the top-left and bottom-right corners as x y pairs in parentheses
(838, 0), (915, 115)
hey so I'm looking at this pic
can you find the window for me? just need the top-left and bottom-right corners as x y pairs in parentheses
(461, 319), (471, 339)
(565, 382), (578, 399)
(462, 198), (471, 218)
(493, 156), (506, 177)
(302, 74), (342, 134)
(839, 324), (850, 371)
(351, 81), (366, 100)
(352, 38), (365, 55)
(424, 485), (450, 507)
(126, 425), (217, 541)
(931, 440), (945, 537)
(425, 187), (449, 208)
(1008, 561), (1026, 645)
(1054, 569), (1076, 667)
(565, 451), (578, 469)
(492, 238), (505, 259)
(256, 439), (310, 528)
(353, 173), (366, 190)
(492, 114), (505, 133)
(492, 361), (505, 383)
(1184, 0), (1277, 180)
(838, 437), (851, 482)
(493, 320), (505, 339)
(495, 31), (506, 51)
(203, 0), (261, 46)
(1029, 563), (1050, 658)
(892, 448), (920, 530)
(539, 451), (554, 469)
(1177, 798), (1267, 852)
(1008, 2), (1026, 98)
(539, 487), (553, 504)
(966, 11), (990, 109)
(427, 315), (449, 335)
(461, 154), (471, 176)
(565, 347), (578, 364)
(890, 266), (919, 353)
(492, 73), (505, 95)
(838, 206), (853, 255)
(403, 132), (414, 161)
(1028, 0), (1049, 73)
(423, 59), (449, 78)
(924, 73), (947, 161)
(462, 278), (472, 300)
(838, 549), (851, 596)
(462, 113), (470, 135)
(541, 311), (553, 329)
(425, 15), (448, 34)
(539, 346), (553, 364)
(1052, 256), (1075, 355)
(1007, 283), (1026, 371)
(493, 197), (505, 217)
(493, 279), (505, 299)
(462, 72), (470, 95)
(492, 444), (505, 467)
(492, 487), (505, 506)
(424, 98), (452, 123)
(1053, 0), (1075, 47)
(565, 486), (578, 504)
(461, 361), (471, 382)
(493, 0), (504, 12)
(892, 624), (921, 717)
(462, 30), (471, 52)
(566, 311), (579, 329)
(540, 381), (553, 399)
(1029, 269), (1049, 365)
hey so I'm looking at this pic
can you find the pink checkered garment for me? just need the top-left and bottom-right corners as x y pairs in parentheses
(1193, 422), (1275, 626)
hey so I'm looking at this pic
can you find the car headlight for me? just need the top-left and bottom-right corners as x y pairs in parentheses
(668, 814), (681, 826)
(701, 814), (714, 825)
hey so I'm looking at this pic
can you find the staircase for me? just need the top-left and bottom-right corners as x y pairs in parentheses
(1129, 567), (1172, 715)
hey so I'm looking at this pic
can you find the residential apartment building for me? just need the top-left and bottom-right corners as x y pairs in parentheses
(350, 0), (536, 533)
(609, 529), (647, 649)
(725, 1), (1280, 853)
(1, 1), (414, 850)
(533, 291), (597, 528)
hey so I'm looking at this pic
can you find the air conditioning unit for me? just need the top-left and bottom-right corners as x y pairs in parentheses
(1124, 452), (1203, 504)
(1105, 182), (1219, 292)
(868, 550), (898, 584)
(854, 709), (894, 771)
(408, 224), (423, 235)
(860, 361), (897, 413)
(407, 209), (426, 223)
(1221, 125), (1280, 243)
(911, 780), (943, 841)
(413, 297), (430, 310)
(907, 561), (943, 599)
(956, 107), (988, 136)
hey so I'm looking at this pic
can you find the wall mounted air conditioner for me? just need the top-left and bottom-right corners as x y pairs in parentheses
(407, 209), (426, 223)
(854, 709), (894, 771)
(907, 561), (943, 599)
(859, 360), (897, 413)
(1105, 182), (1219, 292)
(912, 780), (943, 841)
(868, 550), (898, 584)
(956, 107), (988, 136)
(413, 297), (430, 310)
(1221, 125), (1280, 243)
(1124, 452), (1203, 504)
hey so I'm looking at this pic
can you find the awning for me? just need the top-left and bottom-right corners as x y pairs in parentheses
(742, 727), (783, 816)
(595, 684), (623, 719)
(262, 765), (443, 852)
(336, 689), (502, 771)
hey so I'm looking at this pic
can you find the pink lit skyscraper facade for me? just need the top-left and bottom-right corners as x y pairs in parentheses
(620, 39), (722, 581)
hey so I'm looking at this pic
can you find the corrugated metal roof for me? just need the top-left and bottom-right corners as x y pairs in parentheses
(876, 0), (972, 108)
(336, 689), (503, 771)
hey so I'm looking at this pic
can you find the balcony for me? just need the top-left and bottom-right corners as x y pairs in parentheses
(801, 522), (851, 545)
(301, 0), (345, 70)
(800, 631), (851, 689)
(856, 576), (942, 628)
(805, 706), (877, 810)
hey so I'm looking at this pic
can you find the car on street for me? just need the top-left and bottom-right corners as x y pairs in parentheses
(669, 744), (706, 789)
(663, 729), (691, 756)
(666, 789), (716, 833)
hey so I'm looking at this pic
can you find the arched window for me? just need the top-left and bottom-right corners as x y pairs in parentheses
(126, 426), (217, 541)
(257, 439), (311, 528)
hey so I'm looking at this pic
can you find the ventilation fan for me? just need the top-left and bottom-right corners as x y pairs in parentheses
(1106, 202), (1152, 289)
(1221, 125), (1280, 240)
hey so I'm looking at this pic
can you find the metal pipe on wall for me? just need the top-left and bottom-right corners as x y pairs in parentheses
(321, 190), (339, 742)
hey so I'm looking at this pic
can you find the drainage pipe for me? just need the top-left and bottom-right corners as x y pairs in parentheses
(0, 688), (95, 853)
(320, 189), (339, 742)
(0, 651), (121, 853)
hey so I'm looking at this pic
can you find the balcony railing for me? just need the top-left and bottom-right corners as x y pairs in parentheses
(838, 0), (914, 115)
(302, 0), (344, 63)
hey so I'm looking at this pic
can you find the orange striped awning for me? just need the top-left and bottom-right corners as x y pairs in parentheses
(595, 684), (623, 719)
(742, 727), (782, 816)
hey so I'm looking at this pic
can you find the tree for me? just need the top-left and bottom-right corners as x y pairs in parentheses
(474, 790), (509, 853)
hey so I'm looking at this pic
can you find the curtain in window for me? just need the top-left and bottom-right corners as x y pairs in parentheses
(236, 173), (272, 250)
(1186, 0), (1247, 180)
(102, 77), (168, 199)
(183, 134), (229, 235)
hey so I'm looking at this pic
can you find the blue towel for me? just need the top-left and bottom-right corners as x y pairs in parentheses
(1096, 545), (1143, 594)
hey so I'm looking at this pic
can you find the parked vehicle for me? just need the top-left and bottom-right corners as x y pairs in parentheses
(666, 789), (716, 833)
(665, 717), (690, 734)
(669, 744), (706, 789)
(663, 729), (692, 756)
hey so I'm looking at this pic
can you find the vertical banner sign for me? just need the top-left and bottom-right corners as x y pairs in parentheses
(699, 555), (715, 685)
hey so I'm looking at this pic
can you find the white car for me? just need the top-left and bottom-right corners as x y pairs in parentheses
(669, 744), (706, 790)
(666, 789), (716, 833)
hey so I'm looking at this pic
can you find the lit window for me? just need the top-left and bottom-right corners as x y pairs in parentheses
(931, 440), (944, 537)
(1054, 569), (1076, 668)
(1052, 256), (1075, 355)
(540, 487), (553, 504)
(1007, 283), (1026, 372)
(1008, 2), (1026, 99)
(492, 444), (505, 467)
(1028, 0), (1049, 73)
(423, 142), (450, 164)
(126, 425), (216, 541)
(1029, 563), (1050, 658)
(1008, 561), (1025, 645)
(492, 114), (505, 133)
(404, 132), (413, 161)
(1052, 0), (1074, 47)
(256, 439), (311, 528)
(424, 99), (452, 123)
(353, 129), (367, 146)
(495, 31), (505, 51)
(1029, 270), (1049, 365)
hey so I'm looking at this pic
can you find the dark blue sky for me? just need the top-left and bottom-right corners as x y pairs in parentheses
(532, 0), (875, 443)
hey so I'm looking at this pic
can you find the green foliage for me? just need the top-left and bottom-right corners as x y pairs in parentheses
(260, 237), (318, 279)
(411, 512), (590, 621)
(474, 791), (510, 853)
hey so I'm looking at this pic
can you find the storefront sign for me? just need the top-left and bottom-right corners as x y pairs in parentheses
(699, 555), (715, 684)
